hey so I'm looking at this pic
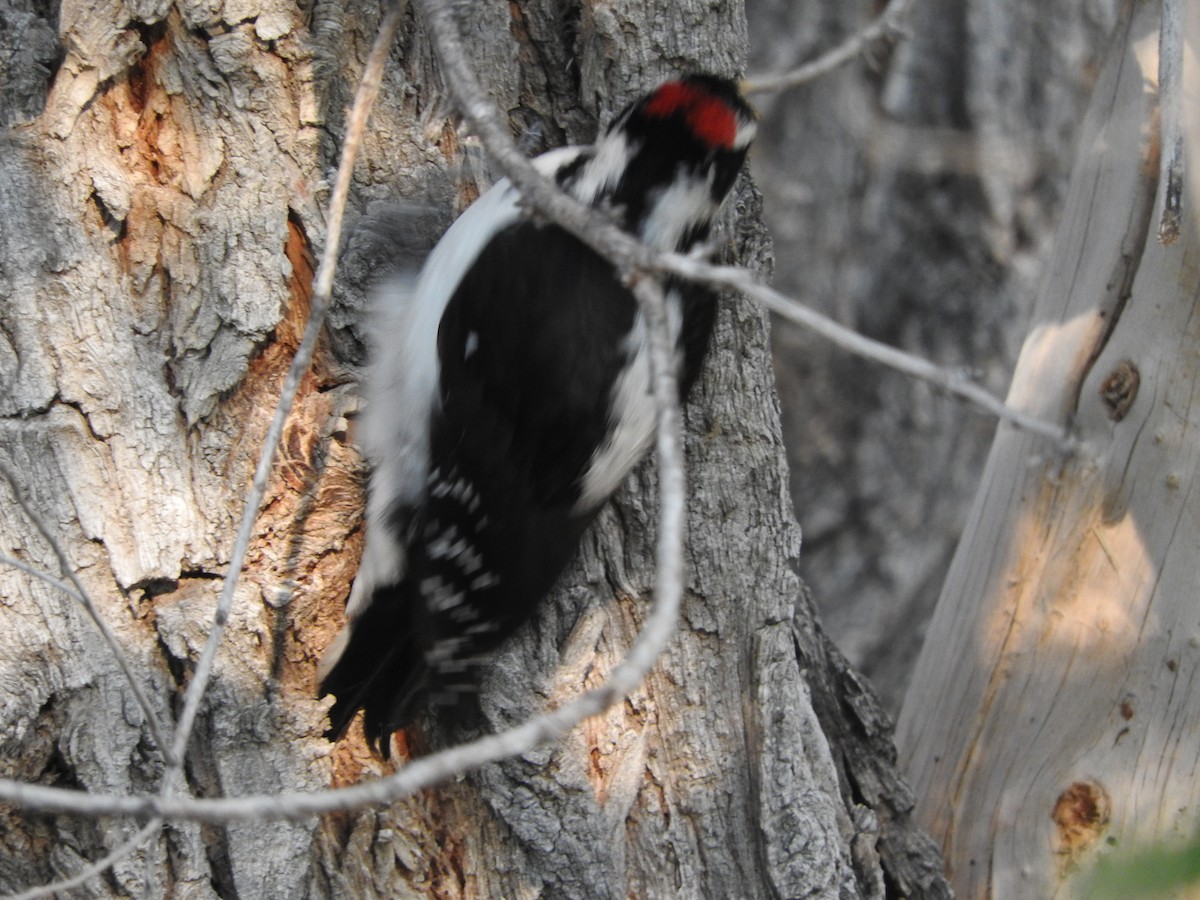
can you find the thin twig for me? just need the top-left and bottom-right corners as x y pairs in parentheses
(0, 463), (688, 827)
(655, 253), (1078, 450)
(742, 0), (914, 95)
(0, 552), (89, 605)
(631, 276), (687, 621)
(420, 0), (1071, 448)
(3, 819), (163, 900)
(168, 0), (409, 767)
(0, 548), (677, 830)
(0, 462), (175, 765)
(415, 0), (654, 272)
(412, 2), (1065, 451)
(416, 0), (688, 698)
(0, 372), (686, 825)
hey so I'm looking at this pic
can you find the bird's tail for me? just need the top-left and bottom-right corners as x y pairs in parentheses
(318, 579), (429, 758)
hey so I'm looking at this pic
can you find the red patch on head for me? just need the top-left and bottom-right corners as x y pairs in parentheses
(644, 82), (738, 149)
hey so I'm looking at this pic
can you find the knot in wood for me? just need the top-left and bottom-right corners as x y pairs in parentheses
(1052, 779), (1111, 859)
(1099, 361), (1140, 421)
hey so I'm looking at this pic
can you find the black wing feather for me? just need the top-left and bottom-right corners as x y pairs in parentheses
(321, 221), (648, 750)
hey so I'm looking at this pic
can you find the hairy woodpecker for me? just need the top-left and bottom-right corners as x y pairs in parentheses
(319, 73), (756, 755)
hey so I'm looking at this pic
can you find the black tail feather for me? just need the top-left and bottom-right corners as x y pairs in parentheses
(319, 580), (429, 757)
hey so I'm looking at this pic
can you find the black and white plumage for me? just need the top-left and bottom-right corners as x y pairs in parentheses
(319, 73), (757, 754)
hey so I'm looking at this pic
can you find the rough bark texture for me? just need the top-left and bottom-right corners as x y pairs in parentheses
(896, 1), (1200, 895)
(747, 0), (1121, 714)
(0, 0), (943, 897)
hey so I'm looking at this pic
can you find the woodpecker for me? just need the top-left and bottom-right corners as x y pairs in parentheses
(319, 73), (756, 755)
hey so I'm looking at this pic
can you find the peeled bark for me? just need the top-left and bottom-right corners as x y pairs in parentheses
(0, 0), (942, 896)
(897, 1), (1200, 895)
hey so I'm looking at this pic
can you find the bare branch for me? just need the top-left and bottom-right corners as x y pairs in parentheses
(168, 0), (410, 766)
(656, 253), (1079, 451)
(415, 0), (656, 272)
(0, 516), (689, 823)
(742, 0), (914, 96)
(0, 462), (175, 766)
(631, 276), (687, 618)
(4, 819), (163, 900)
(0, 409), (688, 828)
(0, 552), (89, 606)
(1, 602), (702, 821)
(412, 1), (1069, 454)
(415, 0), (687, 763)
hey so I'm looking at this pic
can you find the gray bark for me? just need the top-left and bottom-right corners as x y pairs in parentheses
(897, 0), (1200, 894)
(0, 0), (941, 897)
(748, 0), (1121, 713)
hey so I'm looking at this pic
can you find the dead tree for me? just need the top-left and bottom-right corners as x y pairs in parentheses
(897, 1), (1200, 895)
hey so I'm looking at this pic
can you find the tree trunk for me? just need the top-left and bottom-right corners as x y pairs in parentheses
(896, 0), (1200, 895)
(0, 0), (943, 896)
